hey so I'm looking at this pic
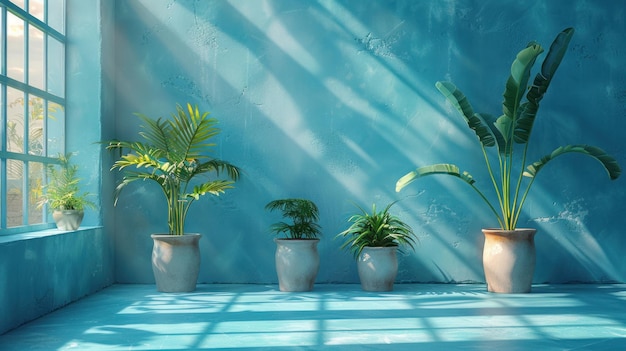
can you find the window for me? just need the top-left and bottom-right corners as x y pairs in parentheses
(0, 0), (65, 234)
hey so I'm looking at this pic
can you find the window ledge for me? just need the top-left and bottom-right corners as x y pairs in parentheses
(0, 226), (103, 244)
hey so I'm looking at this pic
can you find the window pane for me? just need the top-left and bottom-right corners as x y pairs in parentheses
(0, 12), (3, 74)
(6, 87), (25, 153)
(29, 25), (45, 90)
(10, 0), (25, 10)
(7, 11), (25, 82)
(29, 0), (44, 22)
(28, 95), (45, 156)
(47, 36), (64, 97)
(0, 84), (3, 152)
(1, 2), (65, 233)
(48, 0), (64, 34)
(46, 101), (64, 156)
(6, 159), (24, 227)
(28, 161), (44, 224)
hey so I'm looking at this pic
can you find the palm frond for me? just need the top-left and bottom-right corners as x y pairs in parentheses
(265, 198), (321, 239)
(105, 103), (241, 235)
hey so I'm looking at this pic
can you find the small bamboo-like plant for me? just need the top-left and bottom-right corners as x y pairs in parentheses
(106, 103), (241, 235)
(265, 198), (321, 239)
(396, 28), (621, 230)
(337, 202), (417, 259)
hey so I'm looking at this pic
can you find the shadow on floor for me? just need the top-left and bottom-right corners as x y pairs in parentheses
(1, 284), (626, 350)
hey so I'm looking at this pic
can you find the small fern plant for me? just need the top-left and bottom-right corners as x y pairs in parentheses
(39, 153), (95, 211)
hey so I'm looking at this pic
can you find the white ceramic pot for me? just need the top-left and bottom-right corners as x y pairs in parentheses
(274, 238), (320, 292)
(52, 209), (84, 230)
(357, 246), (398, 292)
(151, 233), (202, 293)
(482, 228), (537, 293)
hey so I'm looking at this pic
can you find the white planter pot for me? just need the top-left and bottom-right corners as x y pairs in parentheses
(151, 233), (202, 293)
(357, 246), (398, 292)
(52, 209), (84, 230)
(482, 228), (537, 293)
(274, 239), (320, 292)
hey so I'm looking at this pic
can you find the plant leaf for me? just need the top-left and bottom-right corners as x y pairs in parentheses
(336, 201), (416, 259)
(435, 82), (497, 148)
(514, 27), (575, 144)
(524, 144), (621, 180)
(396, 164), (475, 192)
(502, 43), (544, 124)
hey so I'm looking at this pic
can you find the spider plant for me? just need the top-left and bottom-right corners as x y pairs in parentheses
(337, 202), (416, 259)
(396, 27), (620, 230)
(106, 103), (241, 235)
(265, 198), (321, 239)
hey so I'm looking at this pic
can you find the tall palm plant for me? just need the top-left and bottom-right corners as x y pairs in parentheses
(396, 28), (620, 230)
(106, 103), (241, 235)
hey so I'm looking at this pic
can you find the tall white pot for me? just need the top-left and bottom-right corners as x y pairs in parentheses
(274, 239), (320, 292)
(357, 246), (398, 292)
(482, 228), (537, 293)
(151, 233), (202, 293)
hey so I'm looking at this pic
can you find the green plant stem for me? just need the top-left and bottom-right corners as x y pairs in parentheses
(512, 176), (536, 229)
(511, 143), (531, 229)
(469, 182), (505, 229)
(481, 147), (506, 228)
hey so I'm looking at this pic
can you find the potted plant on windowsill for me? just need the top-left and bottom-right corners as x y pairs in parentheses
(396, 28), (621, 293)
(106, 103), (241, 293)
(38, 153), (96, 230)
(336, 202), (417, 292)
(265, 198), (321, 292)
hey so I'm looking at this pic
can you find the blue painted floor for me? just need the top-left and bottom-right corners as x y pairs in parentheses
(1, 284), (626, 350)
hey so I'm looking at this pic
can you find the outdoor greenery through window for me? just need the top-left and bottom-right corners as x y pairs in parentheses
(0, 0), (65, 234)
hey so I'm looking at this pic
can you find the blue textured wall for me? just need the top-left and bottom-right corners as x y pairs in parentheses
(113, 0), (626, 285)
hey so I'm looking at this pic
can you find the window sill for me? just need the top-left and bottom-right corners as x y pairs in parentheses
(0, 226), (103, 244)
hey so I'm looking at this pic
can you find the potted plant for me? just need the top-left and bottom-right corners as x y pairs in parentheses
(106, 103), (241, 293)
(396, 28), (621, 293)
(265, 198), (321, 292)
(336, 202), (417, 292)
(39, 153), (96, 230)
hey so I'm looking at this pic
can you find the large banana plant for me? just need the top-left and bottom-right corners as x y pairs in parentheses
(106, 103), (241, 235)
(396, 28), (621, 230)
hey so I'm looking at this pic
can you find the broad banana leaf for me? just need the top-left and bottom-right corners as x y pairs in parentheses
(396, 163), (475, 192)
(524, 144), (621, 180)
(435, 82), (499, 149)
(502, 43), (544, 119)
(514, 27), (575, 144)
(499, 43), (544, 145)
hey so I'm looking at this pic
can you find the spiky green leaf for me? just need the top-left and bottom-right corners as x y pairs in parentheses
(336, 202), (416, 259)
